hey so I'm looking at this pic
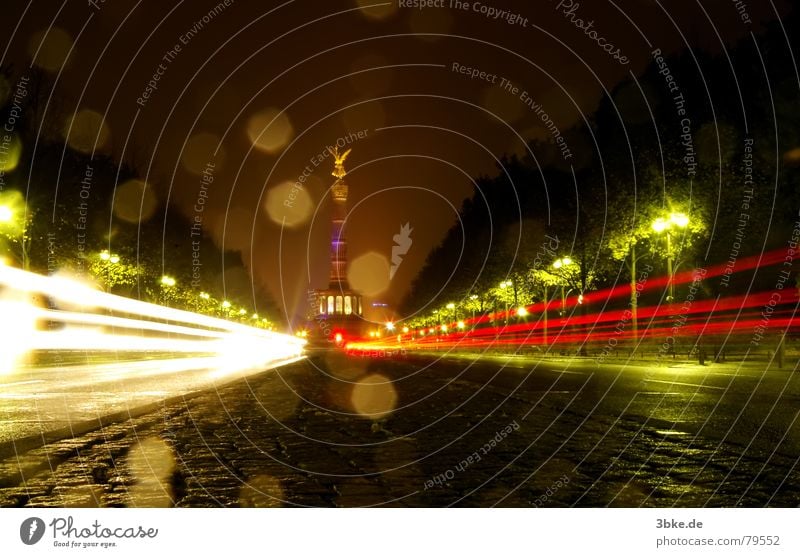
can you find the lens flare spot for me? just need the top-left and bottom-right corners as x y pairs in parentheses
(265, 180), (313, 228)
(348, 252), (390, 296)
(355, 0), (398, 20)
(351, 373), (397, 419)
(28, 28), (74, 72)
(0, 136), (22, 172)
(181, 132), (225, 175)
(113, 180), (158, 223)
(239, 475), (284, 507)
(126, 437), (175, 508)
(247, 108), (294, 154)
(783, 147), (800, 163)
(63, 110), (111, 154)
(325, 351), (367, 381)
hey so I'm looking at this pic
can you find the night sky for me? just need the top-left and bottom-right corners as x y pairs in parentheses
(1, 0), (792, 323)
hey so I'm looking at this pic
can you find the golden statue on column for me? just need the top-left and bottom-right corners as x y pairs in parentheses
(330, 146), (351, 202)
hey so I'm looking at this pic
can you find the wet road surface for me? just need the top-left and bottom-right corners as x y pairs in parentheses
(1, 351), (799, 507)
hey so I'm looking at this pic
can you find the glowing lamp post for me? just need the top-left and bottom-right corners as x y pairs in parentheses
(469, 294), (479, 323)
(652, 213), (689, 303)
(552, 257), (574, 317)
(0, 191), (30, 269)
(499, 281), (513, 324)
(0, 205), (13, 223)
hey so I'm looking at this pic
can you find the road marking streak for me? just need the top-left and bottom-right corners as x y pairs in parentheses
(644, 379), (724, 390)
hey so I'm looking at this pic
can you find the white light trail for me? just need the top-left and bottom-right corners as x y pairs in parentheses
(0, 265), (306, 376)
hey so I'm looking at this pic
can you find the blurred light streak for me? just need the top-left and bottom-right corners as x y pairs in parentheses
(0, 266), (306, 377)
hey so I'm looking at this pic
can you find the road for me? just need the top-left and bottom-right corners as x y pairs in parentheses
(0, 352), (304, 444)
(1, 351), (799, 507)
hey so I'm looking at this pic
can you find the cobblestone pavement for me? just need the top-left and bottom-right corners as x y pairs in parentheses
(1, 352), (799, 507)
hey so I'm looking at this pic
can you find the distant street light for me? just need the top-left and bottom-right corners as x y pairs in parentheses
(160, 275), (176, 287)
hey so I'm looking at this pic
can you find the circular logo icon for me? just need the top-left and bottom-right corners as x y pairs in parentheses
(20, 517), (45, 545)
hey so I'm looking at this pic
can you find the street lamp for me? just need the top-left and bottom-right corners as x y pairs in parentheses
(552, 257), (575, 317)
(652, 212), (689, 303)
(499, 281), (513, 323)
(469, 294), (479, 323)
(0, 191), (30, 269)
(99, 250), (120, 264)
(0, 206), (13, 222)
(160, 275), (176, 287)
(95, 251), (123, 291)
